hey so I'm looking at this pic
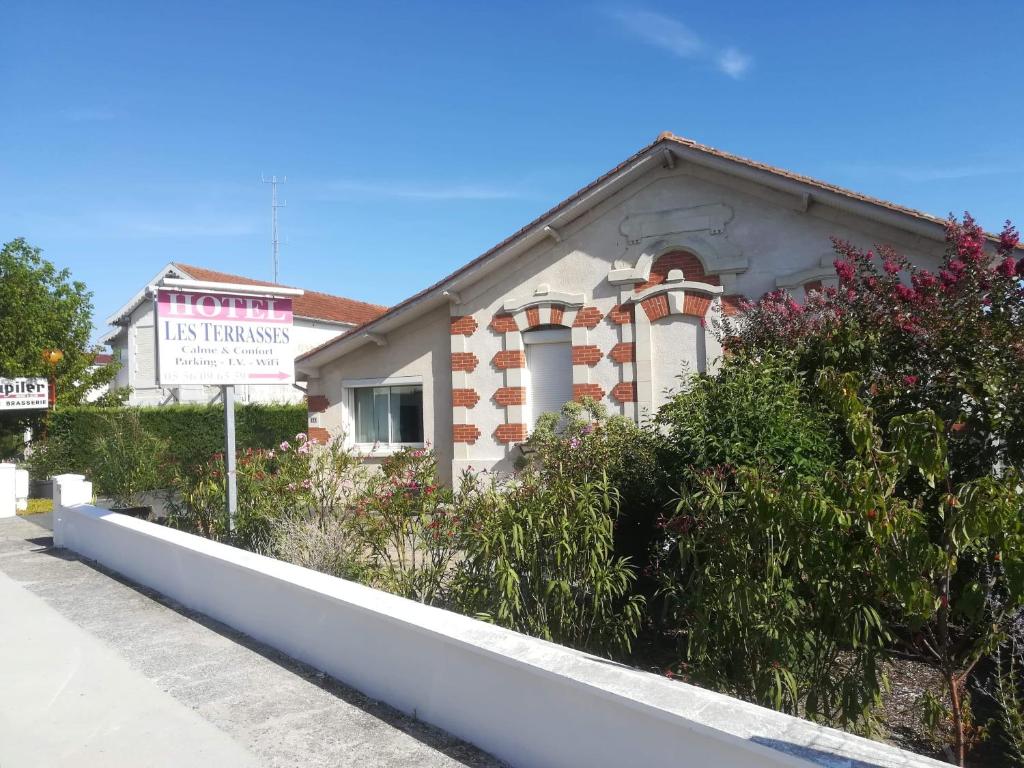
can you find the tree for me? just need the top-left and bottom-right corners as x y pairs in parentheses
(0, 238), (123, 456)
(720, 215), (1024, 764)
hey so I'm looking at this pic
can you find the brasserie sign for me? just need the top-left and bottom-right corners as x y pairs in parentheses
(156, 289), (296, 386)
(0, 378), (48, 411)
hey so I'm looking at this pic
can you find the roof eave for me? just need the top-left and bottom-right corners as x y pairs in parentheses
(296, 146), (664, 372)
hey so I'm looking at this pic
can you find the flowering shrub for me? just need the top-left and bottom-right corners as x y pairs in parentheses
(347, 447), (463, 605)
(166, 432), (337, 550)
(716, 215), (1024, 763)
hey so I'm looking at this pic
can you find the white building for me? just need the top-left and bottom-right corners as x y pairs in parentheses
(101, 263), (386, 406)
(296, 132), (1020, 482)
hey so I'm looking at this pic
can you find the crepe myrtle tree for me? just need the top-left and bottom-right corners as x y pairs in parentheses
(0, 238), (124, 456)
(720, 215), (1024, 765)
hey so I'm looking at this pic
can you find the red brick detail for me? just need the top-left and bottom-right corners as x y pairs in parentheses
(307, 394), (330, 413)
(493, 386), (526, 406)
(549, 304), (565, 326)
(449, 315), (478, 336)
(451, 352), (479, 372)
(609, 342), (635, 364)
(608, 303), (634, 325)
(611, 382), (638, 403)
(571, 345), (603, 366)
(308, 426), (331, 444)
(641, 294), (670, 321)
(453, 424), (482, 444)
(490, 313), (518, 334)
(721, 294), (747, 317)
(525, 306), (541, 328)
(803, 280), (823, 297)
(573, 383), (606, 402)
(635, 251), (721, 291)
(495, 423), (528, 444)
(492, 350), (526, 370)
(683, 293), (713, 318)
(452, 388), (480, 408)
(572, 306), (603, 328)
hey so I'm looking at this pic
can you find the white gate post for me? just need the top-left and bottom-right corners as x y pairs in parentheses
(53, 473), (93, 548)
(0, 464), (15, 519)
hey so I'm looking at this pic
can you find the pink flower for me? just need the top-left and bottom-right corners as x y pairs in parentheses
(279, 440), (291, 451)
(912, 271), (938, 290)
(833, 259), (855, 282)
(998, 221), (1020, 256)
(893, 284), (917, 303)
(949, 258), (967, 274)
(883, 260), (900, 275)
(902, 375), (918, 387)
(295, 432), (307, 442)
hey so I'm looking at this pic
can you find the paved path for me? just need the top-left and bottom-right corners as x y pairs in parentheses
(0, 515), (501, 768)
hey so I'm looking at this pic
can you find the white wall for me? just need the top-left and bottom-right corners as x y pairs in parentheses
(308, 303), (454, 482)
(52, 479), (946, 768)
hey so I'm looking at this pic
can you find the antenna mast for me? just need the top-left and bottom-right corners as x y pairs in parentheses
(261, 175), (287, 283)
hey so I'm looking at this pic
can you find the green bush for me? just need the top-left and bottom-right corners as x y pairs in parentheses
(456, 409), (646, 658)
(31, 402), (306, 480)
(90, 411), (170, 507)
(523, 398), (669, 589)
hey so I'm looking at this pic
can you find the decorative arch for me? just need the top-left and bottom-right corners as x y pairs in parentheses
(608, 235), (747, 291)
(488, 285), (604, 445)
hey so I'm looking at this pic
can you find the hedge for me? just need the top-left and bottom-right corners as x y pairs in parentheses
(35, 403), (307, 478)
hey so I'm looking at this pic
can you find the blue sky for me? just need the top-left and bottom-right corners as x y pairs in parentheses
(3, 1), (1022, 344)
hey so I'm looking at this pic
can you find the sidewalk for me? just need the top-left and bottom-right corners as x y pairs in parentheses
(0, 515), (500, 768)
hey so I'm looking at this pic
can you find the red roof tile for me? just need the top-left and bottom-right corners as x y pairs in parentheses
(171, 263), (387, 326)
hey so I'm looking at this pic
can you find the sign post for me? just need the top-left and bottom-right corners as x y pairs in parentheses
(153, 278), (302, 536)
(223, 384), (238, 533)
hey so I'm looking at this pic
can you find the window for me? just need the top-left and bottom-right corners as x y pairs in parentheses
(524, 327), (573, 431)
(353, 384), (424, 445)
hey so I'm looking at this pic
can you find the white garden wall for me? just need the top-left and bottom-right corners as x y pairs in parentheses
(52, 474), (945, 768)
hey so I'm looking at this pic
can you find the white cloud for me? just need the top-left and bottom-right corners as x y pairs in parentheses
(320, 179), (527, 201)
(717, 47), (752, 79)
(607, 8), (752, 79)
(607, 9), (704, 58)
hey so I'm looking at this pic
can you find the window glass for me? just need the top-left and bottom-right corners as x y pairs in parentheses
(353, 384), (423, 445)
(390, 385), (424, 444)
(354, 386), (389, 443)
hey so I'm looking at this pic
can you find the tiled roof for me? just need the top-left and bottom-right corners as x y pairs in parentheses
(658, 132), (951, 228)
(172, 263), (388, 326)
(91, 353), (114, 365)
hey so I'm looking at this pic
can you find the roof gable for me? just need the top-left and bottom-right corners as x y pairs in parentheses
(298, 132), (1021, 370)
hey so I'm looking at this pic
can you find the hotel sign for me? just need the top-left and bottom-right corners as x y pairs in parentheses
(0, 378), (48, 411)
(155, 289), (296, 386)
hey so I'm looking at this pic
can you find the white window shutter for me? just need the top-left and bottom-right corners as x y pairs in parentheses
(525, 336), (573, 431)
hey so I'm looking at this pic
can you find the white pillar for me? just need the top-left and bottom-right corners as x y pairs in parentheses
(0, 464), (15, 519)
(14, 469), (28, 511)
(52, 474), (93, 548)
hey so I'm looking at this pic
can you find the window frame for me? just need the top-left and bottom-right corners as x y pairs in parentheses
(343, 376), (425, 453)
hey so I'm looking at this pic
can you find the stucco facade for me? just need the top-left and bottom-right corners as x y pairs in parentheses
(298, 134), (955, 482)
